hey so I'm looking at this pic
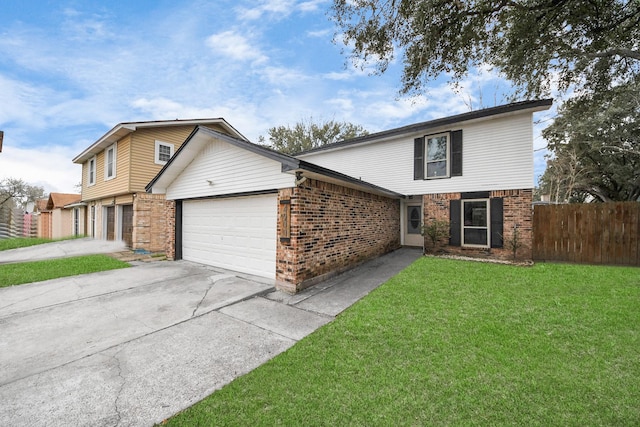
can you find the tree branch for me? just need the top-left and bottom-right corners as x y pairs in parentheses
(587, 48), (640, 61)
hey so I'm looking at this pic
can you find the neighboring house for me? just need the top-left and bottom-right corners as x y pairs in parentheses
(72, 119), (246, 251)
(146, 98), (551, 293)
(37, 193), (83, 239)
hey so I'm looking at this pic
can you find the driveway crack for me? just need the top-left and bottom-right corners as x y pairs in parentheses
(110, 349), (126, 427)
(191, 274), (234, 318)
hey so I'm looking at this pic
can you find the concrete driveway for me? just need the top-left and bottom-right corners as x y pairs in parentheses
(0, 242), (421, 426)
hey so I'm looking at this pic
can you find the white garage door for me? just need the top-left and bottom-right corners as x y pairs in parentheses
(182, 194), (278, 279)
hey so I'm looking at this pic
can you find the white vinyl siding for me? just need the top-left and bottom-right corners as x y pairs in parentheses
(298, 113), (534, 194)
(182, 195), (277, 278)
(166, 138), (295, 200)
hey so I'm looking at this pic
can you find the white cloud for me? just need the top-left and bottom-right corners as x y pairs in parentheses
(206, 30), (268, 64)
(323, 71), (353, 81)
(307, 28), (332, 38)
(0, 143), (82, 194)
(298, 0), (328, 12)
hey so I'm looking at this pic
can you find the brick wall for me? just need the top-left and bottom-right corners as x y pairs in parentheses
(165, 200), (176, 260)
(133, 193), (172, 253)
(422, 189), (533, 261)
(276, 178), (401, 293)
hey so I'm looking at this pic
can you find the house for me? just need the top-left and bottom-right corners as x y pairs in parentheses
(146, 99), (552, 293)
(36, 193), (83, 239)
(298, 99), (553, 258)
(72, 119), (246, 251)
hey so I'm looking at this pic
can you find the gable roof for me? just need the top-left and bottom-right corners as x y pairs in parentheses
(297, 99), (553, 156)
(146, 126), (403, 199)
(72, 118), (247, 164)
(46, 193), (81, 210)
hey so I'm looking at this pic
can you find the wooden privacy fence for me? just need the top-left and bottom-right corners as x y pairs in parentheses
(533, 202), (640, 266)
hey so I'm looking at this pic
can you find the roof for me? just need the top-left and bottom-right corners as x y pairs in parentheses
(35, 198), (48, 212)
(46, 193), (81, 210)
(146, 126), (403, 199)
(72, 118), (248, 164)
(298, 99), (553, 156)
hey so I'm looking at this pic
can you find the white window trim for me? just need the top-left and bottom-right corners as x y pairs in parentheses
(155, 140), (174, 165)
(104, 144), (117, 181)
(461, 198), (490, 248)
(425, 132), (450, 180)
(88, 156), (97, 186)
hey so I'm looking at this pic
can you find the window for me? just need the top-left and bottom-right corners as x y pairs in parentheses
(462, 199), (489, 247)
(155, 141), (174, 165)
(105, 144), (116, 180)
(449, 194), (503, 249)
(407, 205), (422, 234)
(88, 156), (96, 186)
(425, 133), (449, 178)
(413, 130), (462, 180)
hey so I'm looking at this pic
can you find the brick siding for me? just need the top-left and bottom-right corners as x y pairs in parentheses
(133, 193), (173, 253)
(423, 189), (533, 261)
(276, 178), (401, 293)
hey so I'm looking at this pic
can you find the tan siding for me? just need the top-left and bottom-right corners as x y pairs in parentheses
(129, 126), (197, 192)
(80, 123), (237, 202)
(81, 136), (132, 201)
(116, 194), (134, 204)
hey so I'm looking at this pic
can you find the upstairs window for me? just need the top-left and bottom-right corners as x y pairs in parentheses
(414, 130), (463, 180)
(88, 156), (96, 186)
(425, 133), (449, 178)
(105, 144), (116, 180)
(155, 141), (174, 165)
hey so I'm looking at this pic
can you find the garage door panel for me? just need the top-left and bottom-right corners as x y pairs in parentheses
(182, 195), (277, 279)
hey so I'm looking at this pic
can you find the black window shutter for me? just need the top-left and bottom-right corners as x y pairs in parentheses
(490, 197), (503, 248)
(451, 130), (463, 176)
(449, 199), (461, 246)
(414, 137), (424, 180)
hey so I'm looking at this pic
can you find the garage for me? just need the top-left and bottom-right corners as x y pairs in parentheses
(181, 194), (278, 279)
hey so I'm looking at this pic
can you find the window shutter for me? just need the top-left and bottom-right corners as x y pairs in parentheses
(451, 130), (463, 177)
(490, 197), (503, 248)
(449, 199), (461, 246)
(414, 137), (424, 180)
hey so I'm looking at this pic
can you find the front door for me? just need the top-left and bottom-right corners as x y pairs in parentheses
(121, 205), (133, 248)
(403, 203), (423, 247)
(106, 206), (115, 241)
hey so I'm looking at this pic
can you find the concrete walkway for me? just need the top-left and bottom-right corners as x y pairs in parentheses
(0, 237), (127, 264)
(0, 242), (422, 426)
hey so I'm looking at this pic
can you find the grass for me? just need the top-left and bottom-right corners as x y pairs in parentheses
(0, 237), (58, 251)
(165, 258), (640, 426)
(0, 255), (129, 287)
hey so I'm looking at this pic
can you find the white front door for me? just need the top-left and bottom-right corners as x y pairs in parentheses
(403, 201), (423, 247)
(182, 194), (278, 279)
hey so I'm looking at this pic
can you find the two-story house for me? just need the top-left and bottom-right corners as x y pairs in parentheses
(146, 99), (552, 293)
(73, 119), (246, 251)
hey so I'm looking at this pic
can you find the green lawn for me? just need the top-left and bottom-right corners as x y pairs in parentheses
(0, 255), (129, 287)
(166, 258), (640, 426)
(0, 237), (58, 251)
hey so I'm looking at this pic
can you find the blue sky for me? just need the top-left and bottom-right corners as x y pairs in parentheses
(0, 0), (555, 194)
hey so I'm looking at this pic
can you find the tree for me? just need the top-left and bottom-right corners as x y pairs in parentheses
(259, 118), (369, 155)
(0, 178), (46, 210)
(540, 81), (640, 202)
(331, 0), (640, 98)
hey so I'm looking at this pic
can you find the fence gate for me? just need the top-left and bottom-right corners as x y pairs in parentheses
(533, 202), (640, 266)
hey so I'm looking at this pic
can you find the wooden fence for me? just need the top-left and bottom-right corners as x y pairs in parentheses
(532, 202), (639, 266)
